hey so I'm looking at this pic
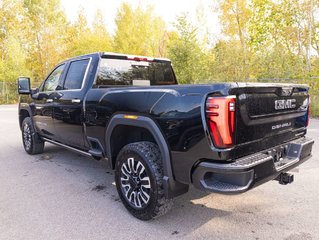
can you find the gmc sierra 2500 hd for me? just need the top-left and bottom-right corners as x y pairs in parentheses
(18, 52), (314, 220)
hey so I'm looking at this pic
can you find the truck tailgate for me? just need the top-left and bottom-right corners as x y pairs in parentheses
(231, 83), (309, 158)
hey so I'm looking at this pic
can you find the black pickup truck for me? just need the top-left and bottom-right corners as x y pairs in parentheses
(18, 52), (314, 220)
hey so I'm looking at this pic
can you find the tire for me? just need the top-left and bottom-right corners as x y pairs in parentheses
(115, 141), (173, 220)
(21, 117), (44, 155)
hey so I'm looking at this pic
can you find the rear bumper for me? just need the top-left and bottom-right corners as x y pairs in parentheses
(192, 137), (314, 194)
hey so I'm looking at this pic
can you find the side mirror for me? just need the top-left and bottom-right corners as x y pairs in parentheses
(17, 77), (31, 94)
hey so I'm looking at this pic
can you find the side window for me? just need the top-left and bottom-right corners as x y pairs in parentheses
(43, 64), (65, 92)
(63, 59), (90, 90)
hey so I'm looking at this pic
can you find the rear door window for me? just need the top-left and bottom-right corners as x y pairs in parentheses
(63, 59), (90, 90)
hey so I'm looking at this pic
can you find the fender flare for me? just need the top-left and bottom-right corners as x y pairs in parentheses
(18, 103), (34, 130)
(105, 114), (188, 198)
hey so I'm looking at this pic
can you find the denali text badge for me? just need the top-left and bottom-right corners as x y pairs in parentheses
(272, 122), (292, 130)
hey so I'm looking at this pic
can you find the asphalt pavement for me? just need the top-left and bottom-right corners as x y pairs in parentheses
(0, 104), (318, 240)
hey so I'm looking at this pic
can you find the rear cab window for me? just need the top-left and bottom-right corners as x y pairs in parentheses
(95, 57), (176, 87)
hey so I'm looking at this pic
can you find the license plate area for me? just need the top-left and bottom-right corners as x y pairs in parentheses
(266, 145), (289, 163)
(265, 144), (297, 170)
(274, 157), (298, 170)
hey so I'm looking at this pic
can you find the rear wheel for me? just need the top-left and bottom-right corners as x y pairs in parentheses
(21, 117), (44, 155)
(115, 141), (173, 220)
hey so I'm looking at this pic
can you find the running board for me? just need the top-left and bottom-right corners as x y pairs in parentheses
(87, 137), (105, 159)
(88, 149), (104, 158)
(42, 137), (107, 160)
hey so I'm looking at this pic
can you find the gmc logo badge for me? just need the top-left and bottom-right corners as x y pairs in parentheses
(275, 99), (296, 110)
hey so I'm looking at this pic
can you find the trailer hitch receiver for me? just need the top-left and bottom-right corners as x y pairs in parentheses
(276, 172), (294, 185)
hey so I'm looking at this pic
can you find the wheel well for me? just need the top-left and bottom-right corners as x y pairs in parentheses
(109, 125), (156, 169)
(19, 109), (30, 128)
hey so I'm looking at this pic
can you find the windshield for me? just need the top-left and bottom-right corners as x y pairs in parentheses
(95, 58), (176, 87)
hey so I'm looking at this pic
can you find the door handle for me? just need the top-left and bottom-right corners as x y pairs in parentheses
(46, 99), (53, 103)
(71, 99), (81, 103)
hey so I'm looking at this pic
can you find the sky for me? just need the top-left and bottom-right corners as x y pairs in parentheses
(60, 0), (221, 41)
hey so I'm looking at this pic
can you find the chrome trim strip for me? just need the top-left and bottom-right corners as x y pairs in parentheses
(207, 95), (236, 99)
(42, 137), (92, 157)
(98, 89), (179, 103)
(79, 57), (92, 90)
(39, 57), (92, 94)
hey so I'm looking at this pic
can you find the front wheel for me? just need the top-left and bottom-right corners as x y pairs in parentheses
(115, 141), (173, 220)
(21, 117), (44, 155)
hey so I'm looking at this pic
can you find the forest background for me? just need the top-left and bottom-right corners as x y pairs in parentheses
(0, 0), (318, 115)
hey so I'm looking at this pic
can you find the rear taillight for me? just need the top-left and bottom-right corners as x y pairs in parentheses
(206, 96), (236, 148)
(306, 96), (311, 127)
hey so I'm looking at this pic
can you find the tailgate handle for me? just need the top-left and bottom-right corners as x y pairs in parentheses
(72, 99), (81, 103)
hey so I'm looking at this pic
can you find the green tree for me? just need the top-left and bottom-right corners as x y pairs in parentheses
(89, 10), (113, 52)
(114, 3), (168, 56)
(168, 14), (211, 84)
(0, 0), (31, 103)
(65, 8), (112, 57)
(210, 40), (247, 81)
(248, 0), (314, 78)
(220, 0), (251, 76)
(23, 0), (68, 82)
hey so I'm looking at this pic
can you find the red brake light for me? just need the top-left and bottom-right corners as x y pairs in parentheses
(127, 56), (154, 62)
(206, 96), (236, 148)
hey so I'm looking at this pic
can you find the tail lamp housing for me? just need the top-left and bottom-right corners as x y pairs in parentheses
(206, 96), (236, 148)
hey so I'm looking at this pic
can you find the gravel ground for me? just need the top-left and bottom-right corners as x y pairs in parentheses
(0, 104), (318, 240)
